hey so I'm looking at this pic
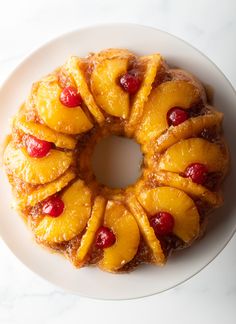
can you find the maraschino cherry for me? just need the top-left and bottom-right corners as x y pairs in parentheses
(42, 196), (64, 217)
(184, 163), (208, 185)
(119, 73), (141, 94)
(60, 86), (83, 107)
(95, 226), (116, 248)
(150, 212), (175, 236)
(23, 134), (52, 158)
(167, 107), (189, 126)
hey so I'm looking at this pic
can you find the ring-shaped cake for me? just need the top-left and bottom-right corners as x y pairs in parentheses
(3, 49), (229, 273)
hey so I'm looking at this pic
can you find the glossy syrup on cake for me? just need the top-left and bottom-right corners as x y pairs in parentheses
(3, 49), (229, 273)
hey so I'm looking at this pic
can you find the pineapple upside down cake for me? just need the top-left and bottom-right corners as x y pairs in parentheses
(3, 49), (229, 273)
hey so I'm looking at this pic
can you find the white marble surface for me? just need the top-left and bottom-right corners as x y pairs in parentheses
(0, 0), (236, 323)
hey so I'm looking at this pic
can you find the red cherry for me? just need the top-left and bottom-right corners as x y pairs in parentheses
(95, 226), (116, 249)
(167, 107), (189, 126)
(42, 196), (64, 217)
(184, 163), (208, 185)
(150, 212), (175, 236)
(119, 73), (141, 94)
(60, 86), (83, 107)
(24, 134), (52, 158)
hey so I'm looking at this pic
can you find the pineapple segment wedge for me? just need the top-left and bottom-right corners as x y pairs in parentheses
(4, 141), (73, 185)
(36, 76), (93, 134)
(136, 81), (200, 144)
(152, 171), (223, 207)
(126, 195), (165, 265)
(65, 57), (105, 123)
(93, 48), (135, 62)
(155, 112), (223, 153)
(90, 57), (130, 118)
(158, 138), (227, 173)
(99, 201), (140, 272)
(15, 114), (76, 149)
(34, 180), (92, 243)
(137, 187), (200, 243)
(128, 54), (162, 128)
(18, 169), (76, 208)
(76, 196), (106, 266)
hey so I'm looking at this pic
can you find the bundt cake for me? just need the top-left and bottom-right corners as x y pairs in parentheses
(3, 48), (229, 273)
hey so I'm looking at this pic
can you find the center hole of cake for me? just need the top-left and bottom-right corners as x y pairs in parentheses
(92, 135), (143, 189)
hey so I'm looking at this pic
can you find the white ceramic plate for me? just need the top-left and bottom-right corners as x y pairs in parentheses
(0, 24), (236, 300)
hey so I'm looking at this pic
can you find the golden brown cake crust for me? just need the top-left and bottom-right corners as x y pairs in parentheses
(3, 48), (229, 273)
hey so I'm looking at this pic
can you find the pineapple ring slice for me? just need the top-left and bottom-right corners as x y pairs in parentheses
(34, 180), (92, 243)
(65, 57), (105, 123)
(35, 76), (93, 134)
(137, 187), (200, 243)
(90, 57), (130, 118)
(135, 80), (200, 144)
(99, 200), (140, 272)
(169, 68), (207, 102)
(155, 111), (223, 154)
(14, 114), (76, 149)
(75, 196), (106, 267)
(4, 141), (73, 185)
(158, 138), (228, 174)
(126, 194), (165, 266)
(18, 169), (76, 208)
(152, 171), (223, 207)
(128, 54), (162, 129)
